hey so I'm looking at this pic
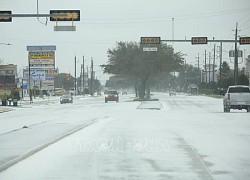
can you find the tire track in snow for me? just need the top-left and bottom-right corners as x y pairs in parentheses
(174, 134), (214, 180)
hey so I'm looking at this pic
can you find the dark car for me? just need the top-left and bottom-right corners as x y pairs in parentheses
(105, 90), (119, 103)
(169, 89), (176, 96)
(60, 94), (73, 104)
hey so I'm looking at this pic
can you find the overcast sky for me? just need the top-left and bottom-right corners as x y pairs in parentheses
(1, 0), (250, 84)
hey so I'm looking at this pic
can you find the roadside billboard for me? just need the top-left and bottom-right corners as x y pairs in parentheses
(23, 70), (46, 81)
(28, 51), (55, 68)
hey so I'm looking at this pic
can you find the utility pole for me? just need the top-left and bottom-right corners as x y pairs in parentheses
(205, 50), (207, 83)
(234, 22), (238, 85)
(219, 42), (222, 84)
(213, 44), (216, 82)
(90, 58), (93, 96)
(195, 54), (200, 83)
(209, 52), (211, 82)
(74, 55), (77, 96)
(82, 56), (85, 93)
(196, 53), (200, 69)
(172, 18), (174, 47)
(80, 64), (82, 94)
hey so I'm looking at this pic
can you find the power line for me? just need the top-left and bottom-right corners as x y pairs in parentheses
(239, 18), (250, 28)
(77, 8), (250, 25)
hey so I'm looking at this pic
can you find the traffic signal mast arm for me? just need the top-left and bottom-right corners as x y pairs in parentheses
(0, 13), (67, 18)
(161, 39), (239, 43)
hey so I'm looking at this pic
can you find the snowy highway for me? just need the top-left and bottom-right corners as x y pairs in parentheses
(0, 93), (250, 180)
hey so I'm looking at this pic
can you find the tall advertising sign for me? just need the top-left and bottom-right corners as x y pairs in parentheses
(28, 51), (55, 68)
(27, 46), (56, 92)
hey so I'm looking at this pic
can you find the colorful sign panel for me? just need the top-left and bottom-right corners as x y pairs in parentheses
(23, 70), (46, 81)
(29, 51), (55, 68)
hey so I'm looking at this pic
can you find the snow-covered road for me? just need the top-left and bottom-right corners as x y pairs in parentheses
(0, 93), (249, 179)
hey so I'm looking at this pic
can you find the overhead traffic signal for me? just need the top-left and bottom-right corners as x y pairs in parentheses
(141, 37), (161, 44)
(0, 11), (12, 22)
(239, 37), (250, 45)
(191, 37), (207, 45)
(50, 10), (80, 21)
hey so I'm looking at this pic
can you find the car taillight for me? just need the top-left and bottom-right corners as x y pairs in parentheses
(227, 94), (230, 101)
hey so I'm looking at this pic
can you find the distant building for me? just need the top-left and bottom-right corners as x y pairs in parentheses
(0, 64), (17, 76)
(0, 64), (18, 94)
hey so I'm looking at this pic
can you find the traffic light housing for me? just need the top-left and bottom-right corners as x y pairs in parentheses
(50, 10), (80, 21)
(239, 37), (250, 45)
(191, 37), (207, 45)
(141, 37), (161, 44)
(0, 11), (12, 22)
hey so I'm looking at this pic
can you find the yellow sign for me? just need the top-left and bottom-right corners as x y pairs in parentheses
(28, 52), (55, 66)
(29, 54), (54, 60)
(29, 52), (55, 60)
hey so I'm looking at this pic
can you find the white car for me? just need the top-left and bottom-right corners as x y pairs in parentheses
(223, 85), (250, 112)
(60, 94), (73, 104)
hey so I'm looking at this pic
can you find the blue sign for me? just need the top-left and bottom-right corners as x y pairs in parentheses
(27, 46), (56, 52)
(45, 77), (54, 81)
(23, 84), (28, 90)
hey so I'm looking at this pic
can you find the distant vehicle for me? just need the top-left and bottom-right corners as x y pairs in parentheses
(122, 91), (127, 95)
(223, 85), (250, 112)
(188, 84), (199, 95)
(60, 94), (73, 104)
(169, 89), (176, 96)
(105, 90), (119, 103)
(69, 88), (77, 96)
(54, 88), (65, 96)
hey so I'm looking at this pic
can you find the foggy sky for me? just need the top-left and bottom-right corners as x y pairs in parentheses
(1, 0), (250, 84)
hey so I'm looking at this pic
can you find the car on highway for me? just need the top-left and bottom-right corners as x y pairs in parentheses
(169, 89), (176, 96)
(104, 90), (119, 103)
(60, 94), (73, 104)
